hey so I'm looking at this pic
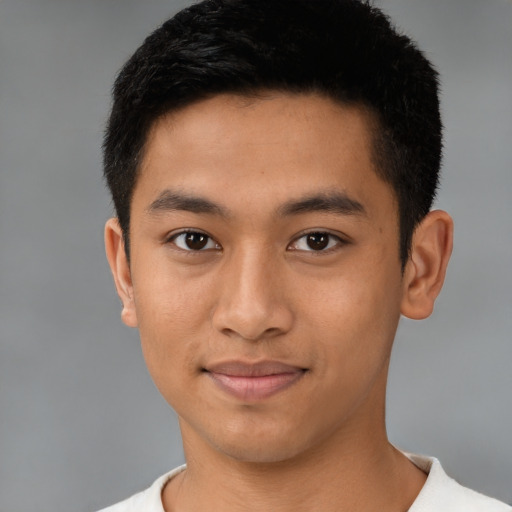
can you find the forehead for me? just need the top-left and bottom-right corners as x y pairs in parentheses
(135, 92), (395, 219)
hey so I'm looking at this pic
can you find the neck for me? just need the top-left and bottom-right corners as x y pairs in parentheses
(163, 398), (426, 512)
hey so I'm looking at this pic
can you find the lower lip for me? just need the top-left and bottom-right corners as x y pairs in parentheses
(207, 371), (306, 401)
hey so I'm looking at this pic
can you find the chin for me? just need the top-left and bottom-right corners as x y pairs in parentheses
(207, 426), (319, 465)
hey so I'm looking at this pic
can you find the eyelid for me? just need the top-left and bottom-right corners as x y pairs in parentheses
(166, 228), (222, 251)
(164, 228), (348, 253)
(287, 230), (349, 252)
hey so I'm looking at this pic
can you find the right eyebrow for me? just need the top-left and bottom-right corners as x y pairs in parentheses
(146, 190), (230, 218)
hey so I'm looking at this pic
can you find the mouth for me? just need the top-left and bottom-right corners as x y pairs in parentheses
(203, 360), (308, 402)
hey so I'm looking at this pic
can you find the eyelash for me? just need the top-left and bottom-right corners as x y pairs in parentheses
(166, 229), (347, 254)
(167, 229), (221, 252)
(288, 231), (346, 253)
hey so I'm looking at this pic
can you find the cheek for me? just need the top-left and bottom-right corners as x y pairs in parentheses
(131, 259), (217, 388)
(301, 254), (403, 381)
(133, 252), (216, 330)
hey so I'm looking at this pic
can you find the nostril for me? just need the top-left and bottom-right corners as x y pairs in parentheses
(218, 324), (288, 342)
(211, 280), (294, 340)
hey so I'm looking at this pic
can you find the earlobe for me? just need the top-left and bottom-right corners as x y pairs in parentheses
(401, 210), (453, 320)
(104, 218), (138, 328)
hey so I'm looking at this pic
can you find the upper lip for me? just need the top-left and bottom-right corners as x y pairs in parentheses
(204, 360), (306, 377)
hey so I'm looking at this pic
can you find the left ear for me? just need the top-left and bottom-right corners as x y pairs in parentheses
(104, 217), (138, 328)
(401, 210), (453, 320)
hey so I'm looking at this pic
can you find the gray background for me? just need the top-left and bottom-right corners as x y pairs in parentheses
(0, 1), (510, 510)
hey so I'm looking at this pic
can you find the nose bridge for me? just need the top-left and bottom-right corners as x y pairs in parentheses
(233, 243), (271, 303)
(212, 243), (292, 340)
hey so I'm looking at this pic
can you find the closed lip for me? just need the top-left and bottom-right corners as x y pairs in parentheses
(203, 360), (307, 401)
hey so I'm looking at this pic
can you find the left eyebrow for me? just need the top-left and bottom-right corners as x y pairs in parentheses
(146, 189), (230, 218)
(277, 192), (366, 217)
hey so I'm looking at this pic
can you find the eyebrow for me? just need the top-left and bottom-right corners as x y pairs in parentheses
(277, 192), (366, 217)
(147, 190), (230, 218)
(146, 189), (365, 219)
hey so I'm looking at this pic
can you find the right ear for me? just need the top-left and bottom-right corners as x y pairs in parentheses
(104, 218), (138, 327)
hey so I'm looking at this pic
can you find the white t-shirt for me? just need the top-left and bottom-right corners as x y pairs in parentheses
(97, 453), (511, 511)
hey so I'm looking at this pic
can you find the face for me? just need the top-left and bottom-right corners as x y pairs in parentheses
(114, 93), (409, 463)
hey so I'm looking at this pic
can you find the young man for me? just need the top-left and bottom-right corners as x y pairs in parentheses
(100, 1), (511, 510)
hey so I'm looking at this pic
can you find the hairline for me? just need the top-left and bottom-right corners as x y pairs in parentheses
(122, 88), (407, 266)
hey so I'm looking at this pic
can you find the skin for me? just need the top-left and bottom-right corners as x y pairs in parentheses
(105, 92), (453, 511)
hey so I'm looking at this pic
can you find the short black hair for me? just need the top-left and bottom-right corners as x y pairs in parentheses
(103, 0), (442, 266)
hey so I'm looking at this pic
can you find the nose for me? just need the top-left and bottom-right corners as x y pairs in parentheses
(212, 247), (294, 342)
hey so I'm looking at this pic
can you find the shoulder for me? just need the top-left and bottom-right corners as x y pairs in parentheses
(96, 465), (186, 512)
(406, 453), (511, 512)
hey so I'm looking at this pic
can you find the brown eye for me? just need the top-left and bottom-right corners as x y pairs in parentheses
(306, 233), (330, 250)
(289, 231), (343, 252)
(171, 231), (219, 251)
(185, 232), (208, 250)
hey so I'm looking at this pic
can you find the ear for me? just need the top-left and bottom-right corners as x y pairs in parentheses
(401, 210), (453, 320)
(104, 218), (138, 327)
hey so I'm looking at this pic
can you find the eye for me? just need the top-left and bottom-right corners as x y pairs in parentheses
(289, 232), (343, 252)
(170, 231), (220, 251)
